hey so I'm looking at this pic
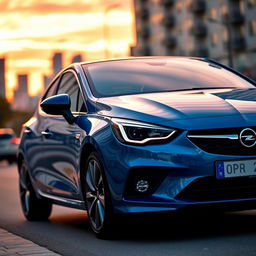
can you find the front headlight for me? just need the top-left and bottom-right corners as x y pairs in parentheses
(111, 118), (176, 145)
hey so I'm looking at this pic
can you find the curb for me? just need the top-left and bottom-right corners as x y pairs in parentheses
(0, 228), (61, 256)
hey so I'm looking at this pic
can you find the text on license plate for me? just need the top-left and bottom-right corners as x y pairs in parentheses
(216, 159), (256, 179)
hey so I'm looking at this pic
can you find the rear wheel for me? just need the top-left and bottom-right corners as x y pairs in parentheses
(19, 160), (52, 221)
(84, 152), (115, 238)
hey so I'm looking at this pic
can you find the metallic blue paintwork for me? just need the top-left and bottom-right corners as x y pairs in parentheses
(18, 58), (256, 214)
(97, 88), (256, 128)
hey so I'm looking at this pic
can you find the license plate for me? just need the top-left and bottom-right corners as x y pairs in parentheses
(216, 159), (256, 179)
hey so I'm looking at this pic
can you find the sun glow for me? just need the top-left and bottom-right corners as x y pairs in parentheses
(0, 0), (135, 101)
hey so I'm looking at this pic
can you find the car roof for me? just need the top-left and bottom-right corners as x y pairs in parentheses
(77, 56), (204, 67)
(0, 128), (15, 135)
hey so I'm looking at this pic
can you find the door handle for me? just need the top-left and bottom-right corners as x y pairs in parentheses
(41, 130), (53, 138)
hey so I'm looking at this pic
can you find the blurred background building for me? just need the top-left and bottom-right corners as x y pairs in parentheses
(132, 0), (256, 79)
(12, 74), (39, 111)
(0, 58), (6, 99)
(52, 53), (63, 77)
(43, 52), (83, 91)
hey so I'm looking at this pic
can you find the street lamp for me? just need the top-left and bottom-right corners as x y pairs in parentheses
(103, 3), (121, 58)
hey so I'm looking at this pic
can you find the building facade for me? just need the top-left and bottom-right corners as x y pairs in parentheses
(52, 52), (63, 77)
(13, 74), (29, 111)
(132, 0), (256, 79)
(0, 58), (6, 98)
(13, 74), (38, 112)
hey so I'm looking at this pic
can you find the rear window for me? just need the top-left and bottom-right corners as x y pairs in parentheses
(0, 134), (13, 139)
(83, 58), (255, 98)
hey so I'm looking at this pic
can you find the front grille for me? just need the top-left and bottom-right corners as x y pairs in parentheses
(187, 127), (256, 155)
(176, 176), (256, 202)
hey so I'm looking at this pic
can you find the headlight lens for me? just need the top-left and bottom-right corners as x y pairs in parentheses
(112, 118), (176, 145)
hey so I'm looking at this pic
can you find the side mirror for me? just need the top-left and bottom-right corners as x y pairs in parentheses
(40, 94), (75, 124)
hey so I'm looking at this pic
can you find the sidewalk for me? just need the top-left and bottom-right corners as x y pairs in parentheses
(0, 228), (61, 256)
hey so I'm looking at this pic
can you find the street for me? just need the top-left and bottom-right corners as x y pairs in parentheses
(1, 162), (256, 256)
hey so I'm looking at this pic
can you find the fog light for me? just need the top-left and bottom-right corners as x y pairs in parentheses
(136, 180), (149, 193)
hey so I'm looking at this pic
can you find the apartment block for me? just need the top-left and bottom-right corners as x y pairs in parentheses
(132, 0), (256, 78)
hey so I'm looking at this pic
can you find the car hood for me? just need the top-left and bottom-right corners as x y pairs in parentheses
(96, 88), (256, 129)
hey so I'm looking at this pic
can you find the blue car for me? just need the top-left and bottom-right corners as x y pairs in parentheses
(18, 57), (256, 237)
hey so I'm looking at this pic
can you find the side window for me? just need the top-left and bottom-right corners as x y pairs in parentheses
(77, 91), (86, 112)
(57, 72), (81, 112)
(42, 77), (59, 100)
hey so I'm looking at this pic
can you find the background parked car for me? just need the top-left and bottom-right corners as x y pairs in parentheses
(0, 128), (20, 164)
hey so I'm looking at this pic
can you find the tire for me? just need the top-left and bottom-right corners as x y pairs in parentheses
(7, 157), (16, 165)
(19, 160), (52, 221)
(83, 152), (115, 238)
(7, 159), (13, 165)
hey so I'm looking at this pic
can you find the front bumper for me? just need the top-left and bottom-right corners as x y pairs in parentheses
(97, 129), (256, 214)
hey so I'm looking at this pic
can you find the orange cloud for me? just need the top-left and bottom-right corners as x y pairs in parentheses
(0, 0), (130, 13)
(0, 0), (135, 101)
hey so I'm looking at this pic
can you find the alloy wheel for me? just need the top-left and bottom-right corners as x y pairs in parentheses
(19, 160), (52, 221)
(19, 163), (31, 215)
(85, 158), (105, 232)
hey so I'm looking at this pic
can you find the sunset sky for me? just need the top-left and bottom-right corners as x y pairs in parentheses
(0, 0), (135, 100)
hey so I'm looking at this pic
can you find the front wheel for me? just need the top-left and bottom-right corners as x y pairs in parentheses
(84, 152), (115, 238)
(19, 160), (52, 221)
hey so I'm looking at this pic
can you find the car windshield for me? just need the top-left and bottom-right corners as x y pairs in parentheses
(83, 58), (255, 98)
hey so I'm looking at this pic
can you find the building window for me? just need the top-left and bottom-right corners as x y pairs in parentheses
(211, 33), (218, 46)
(221, 4), (228, 17)
(210, 7), (217, 20)
(185, 18), (192, 30)
(239, 1), (245, 14)
(223, 27), (228, 42)
(176, 1), (183, 12)
(248, 0), (256, 7)
(249, 19), (256, 36)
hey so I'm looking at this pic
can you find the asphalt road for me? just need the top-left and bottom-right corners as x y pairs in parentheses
(1, 162), (256, 256)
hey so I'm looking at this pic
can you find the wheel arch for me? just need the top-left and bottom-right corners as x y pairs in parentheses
(17, 152), (25, 173)
(80, 143), (97, 171)
(79, 140), (110, 201)
(79, 135), (107, 178)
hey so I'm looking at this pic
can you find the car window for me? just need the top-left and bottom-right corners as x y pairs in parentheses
(57, 72), (82, 112)
(77, 90), (86, 112)
(42, 77), (59, 100)
(83, 58), (255, 98)
(0, 134), (13, 140)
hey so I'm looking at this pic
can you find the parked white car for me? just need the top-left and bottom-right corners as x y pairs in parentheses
(0, 128), (19, 164)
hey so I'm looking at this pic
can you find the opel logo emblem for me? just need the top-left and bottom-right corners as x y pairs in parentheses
(239, 128), (256, 148)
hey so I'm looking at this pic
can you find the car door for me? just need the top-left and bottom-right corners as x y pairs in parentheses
(23, 76), (60, 189)
(38, 70), (86, 200)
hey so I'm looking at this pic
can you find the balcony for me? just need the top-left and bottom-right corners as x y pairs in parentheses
(141, 45), (151, 56)
(191, 23), (207, 37)
(233, 37), (246, 51)
(163, 14), (175, 28)
(164, 36), (176, 49)
(190, 0), (206, 14)
(222, 8), (244, 25)
(223, 36), (246, 52)
(193, 47), (209, 57)
(162, 0), (174, 7)
(141, 26), (150, 39)
(141, 8), (149, 21)
(230, 10), (244, 25)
